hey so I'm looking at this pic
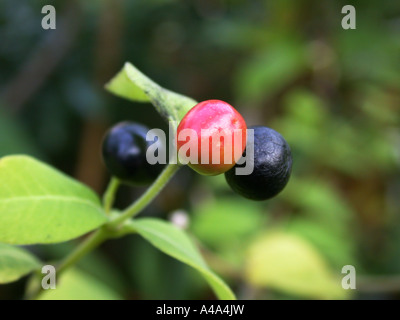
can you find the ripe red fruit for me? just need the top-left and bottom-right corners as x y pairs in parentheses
(177, 100), (247, 176)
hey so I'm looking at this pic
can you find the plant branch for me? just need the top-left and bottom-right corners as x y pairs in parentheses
(29, 227), (109, 300)
(103, 177), (120, 214)
(57, 228), (109, 276)
(29, 163), (180, 299)
(108, 163), (180, 228)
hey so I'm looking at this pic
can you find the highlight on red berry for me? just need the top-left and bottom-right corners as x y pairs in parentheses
(176, 100), (247, 176)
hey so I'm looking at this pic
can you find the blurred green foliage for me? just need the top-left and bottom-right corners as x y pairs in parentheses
(0, 0), (399, 299)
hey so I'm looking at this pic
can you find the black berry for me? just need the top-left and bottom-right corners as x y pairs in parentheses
(102, 122), (165, 185)
(224, 126), (292, 201)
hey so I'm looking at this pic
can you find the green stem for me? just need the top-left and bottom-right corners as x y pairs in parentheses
(30, 163), (180, 299)
(57, 228), (109, 275)
(109, 163), (180, 228)
(30, 228), (109, 300)
(103, 177), (120, 214)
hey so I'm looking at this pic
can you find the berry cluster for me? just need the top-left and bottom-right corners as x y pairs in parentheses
(102, 100), (292, 201)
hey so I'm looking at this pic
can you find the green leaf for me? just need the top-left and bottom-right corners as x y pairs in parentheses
(0, 155), (107, 245)
(105, 62), (197, 125)
(38, 269), (122, 300)
(125, 218), (236, 300)
(0, 243), (41, 284)
(128, 237), (203, 299)
(245, 232), (348, 299)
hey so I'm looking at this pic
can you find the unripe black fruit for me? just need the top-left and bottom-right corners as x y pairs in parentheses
(224, 126), (292, 201)
(102, 122), (165, 185)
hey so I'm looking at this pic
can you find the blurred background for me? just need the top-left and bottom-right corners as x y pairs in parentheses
(0, 0), (399, 300)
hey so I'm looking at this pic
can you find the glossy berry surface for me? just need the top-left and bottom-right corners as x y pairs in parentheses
(102, 122), (165, 185)
(177, 100), (247, 176)
(225, 126), (292, 201)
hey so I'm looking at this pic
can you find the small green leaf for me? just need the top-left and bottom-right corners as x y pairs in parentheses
(0, 155), (107, 245)
(105, 62), (197, 125)
(38, 269), (122, 300)
(126, 218), (236, 300)
(0, 243), (41, 284)
(245, 232), (348, 299)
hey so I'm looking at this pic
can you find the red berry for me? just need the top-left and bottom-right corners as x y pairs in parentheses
(177, 100), (247, 176)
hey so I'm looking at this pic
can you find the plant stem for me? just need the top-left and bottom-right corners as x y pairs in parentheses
(57, 228), (109, 276)
(103, 177), (120, 214)
(30, 228), (109, 300)
(30, 163), (180, 299)
(108, 163), (180, 228)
